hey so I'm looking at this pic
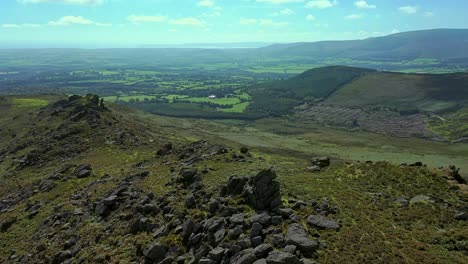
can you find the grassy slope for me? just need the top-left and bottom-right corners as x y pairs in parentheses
(248, 66), (375, 115)
(0, 97), (467, 263)
(326, 71), (468, 112)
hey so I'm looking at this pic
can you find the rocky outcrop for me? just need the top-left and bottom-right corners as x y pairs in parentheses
(226, 168), (282, 211)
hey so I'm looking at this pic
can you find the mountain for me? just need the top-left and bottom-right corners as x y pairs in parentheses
(0, 94), (466, 263)
(260, 29), (468, 62)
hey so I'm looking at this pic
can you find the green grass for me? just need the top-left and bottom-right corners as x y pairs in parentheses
(184, 97), (241, 105)
(12, 98), (49, 107)
(218, 102), (250, 113)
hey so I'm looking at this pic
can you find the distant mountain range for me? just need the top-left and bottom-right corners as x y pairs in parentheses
(259, 29), (468, 61)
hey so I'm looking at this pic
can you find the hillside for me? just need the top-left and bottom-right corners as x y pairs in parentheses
(260, 29), (468, 62)
(247, 66), (468, 140)
(0, 95), (467, 263)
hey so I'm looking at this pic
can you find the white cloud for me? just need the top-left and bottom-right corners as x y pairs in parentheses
(424, 11), (434, 17)
(17, 0), (104, 6)
(345, 14), (363, 20)
(169, 18), (206, 26)
(259, 19), (288, 26)
(305, 0), (337, 9)
(240, 18), (258, 25)
(197, 0), (215, 7)
(354, 1), (375, 9)
(126, 15), (167, 23)
(280, 8), (294, 15)
(306, 14), (316, 21)
(399, 6), (418, 14)
(391, 29), (400, 34)
(2, 23), (42, 28)
(256, 0), (304, 4)
(48, 16), (94, 26)
(239, 18), (288, 26)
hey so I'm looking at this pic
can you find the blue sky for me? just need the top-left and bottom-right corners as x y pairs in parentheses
(0, 0), (467, 48)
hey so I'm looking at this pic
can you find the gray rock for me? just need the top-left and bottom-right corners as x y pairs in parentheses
(199, 258), (216, 264)
(285, 224), (318, 257)
(266, 251), (302, 264)
(271, 216), (282, 225)
(231, 213), (246, 226)
(231, 249), (258, 264)
(52, 250), (72, 264)
(253, 244), (273, 259)
(143, 242), (166, 262)
(159, 257), (174, 264)
(251, 222), (263, 238)
(75, 164), (92, 178)
(253, 259), (267, 264)
(185, 194), (197, 209)
(395, 196), (409, 207)
(455, 212), (468, 221)
(250, 213), (272, 226)
(307, 215), (340, 230)
(410, 195), (432, 205)
(252, 236), (263, 247)
(209, 247), (225, 262)
(283, 245), (297, 254)
(274, 208), (294, 218)
(214, 228), (226, 245)
(226, 176), (249, 196)
(182, 219), (195, 240)
(271, 234), (285, 248)
(310, 157), (330, 168)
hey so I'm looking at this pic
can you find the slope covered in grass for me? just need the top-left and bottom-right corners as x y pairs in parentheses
(326, 71), (468, 112)
(248, 66), (375, 115)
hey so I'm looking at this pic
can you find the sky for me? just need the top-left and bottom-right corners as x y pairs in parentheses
(0, 0), (467, 48)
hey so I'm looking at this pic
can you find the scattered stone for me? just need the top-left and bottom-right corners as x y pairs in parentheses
(449, 165), (466, 184)
(230, 249), (257, 264)
(310, 157), (330, 169)
(455, 212), (468, 221)
(394, 196), (409, 207)
(307, 215), (340, 230)
(253, 244), (273, 259)
(185, 194), (197, 209)
(75, 164), (92, 178)
(143, 242), (167, 263)
(226, 176), (249, 196)
(240, 146), (249, 154)
(52, 250), (72, 264)
(285, 224), (318, 257)
(266, 251), (302, 264)
(410, 195), (432, 205)
(157, 143), (173, 156)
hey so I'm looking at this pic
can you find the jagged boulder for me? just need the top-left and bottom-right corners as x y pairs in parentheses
(449, 165), (466, 184)
(244, 168), (282, 211)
